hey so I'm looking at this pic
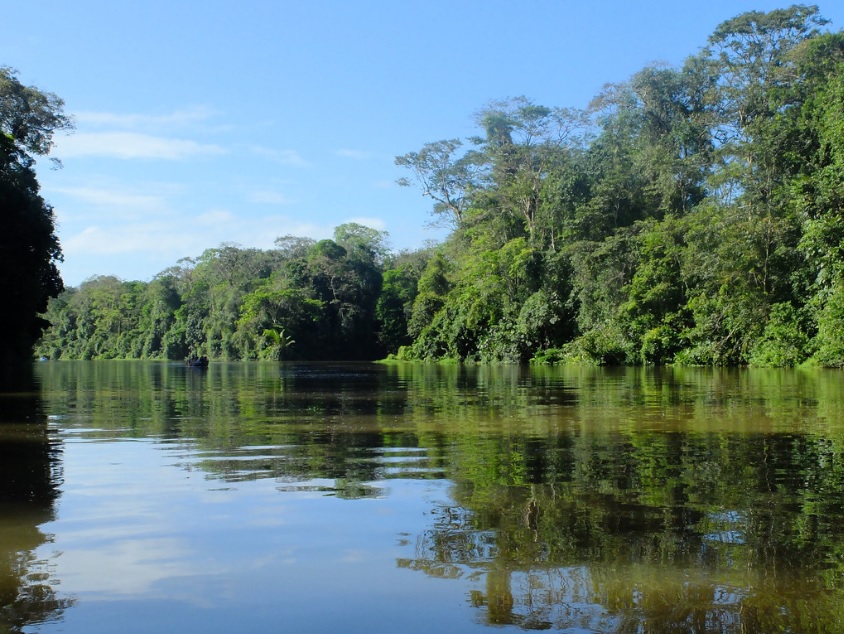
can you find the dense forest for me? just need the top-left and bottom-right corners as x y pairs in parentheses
(35, 6), (844, 366)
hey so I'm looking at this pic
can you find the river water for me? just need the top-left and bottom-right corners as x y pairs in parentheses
(2, 361), (844, 633)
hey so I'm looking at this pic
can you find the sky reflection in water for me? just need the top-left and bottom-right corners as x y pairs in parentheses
(40, 436), (470, 634)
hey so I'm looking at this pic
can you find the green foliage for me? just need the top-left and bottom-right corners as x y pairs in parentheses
(259, 326), (295, 360)
(0, 69), (71, 364)
(749, 302), (812, 367)
(1, 67), (73, 162)
(811, 284), (844, 367)
(376, 253), (427, 354)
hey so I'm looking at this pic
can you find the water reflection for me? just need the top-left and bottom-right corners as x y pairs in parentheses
(0, 367), (71, 632)
(407, 438), (844, 630)
(26, 362), (844, 632)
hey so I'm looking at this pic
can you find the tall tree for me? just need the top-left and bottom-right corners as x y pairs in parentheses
(395, 139), (487, 226)
(1, 68), (72, 364)
(472, 97), (587, 243)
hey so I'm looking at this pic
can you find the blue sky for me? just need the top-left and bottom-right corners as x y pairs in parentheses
(4, 1), (844, 286)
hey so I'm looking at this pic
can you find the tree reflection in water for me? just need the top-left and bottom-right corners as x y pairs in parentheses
(0, 367), (72, 632)
(400, 428), (844, 632)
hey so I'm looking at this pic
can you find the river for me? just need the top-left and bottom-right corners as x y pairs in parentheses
(1, 361), (843, 632)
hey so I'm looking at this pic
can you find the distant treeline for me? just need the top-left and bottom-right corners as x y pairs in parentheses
(37, 224), (412, 361)
(37, 6), (844, 366)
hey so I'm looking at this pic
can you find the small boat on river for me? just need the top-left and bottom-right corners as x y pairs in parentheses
(185, 356), (209, 367)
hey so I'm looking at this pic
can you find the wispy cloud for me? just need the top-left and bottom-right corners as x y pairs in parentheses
(248, 189), (294, 205)
(248, 145), (309, 167)
(75, 105), (220, 132)
(53, 105), (229, 161)
(64, 224), (184, 255)
(50, 185), (171, 217)
(195, 209), (237, 225)
(335, 148), (374, 160)
(55, 132), (226, 160)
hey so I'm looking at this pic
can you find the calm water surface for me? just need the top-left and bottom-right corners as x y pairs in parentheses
(2, 361), (844, 633)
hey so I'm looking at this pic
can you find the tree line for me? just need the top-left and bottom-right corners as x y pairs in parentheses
(36, 224), (426, 361)
(35, 5), (844, 366)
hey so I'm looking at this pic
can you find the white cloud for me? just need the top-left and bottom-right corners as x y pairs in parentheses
(335, 148), (373, 160)
(75, 105), (220, 131)
(195, 209), (236, 225)
(55, 132), (226, 160)
(50, 186), (171, 216)
(248, 145), (309, 167)
(248, 189), (294, 205)
(64, 224), (197, 255)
